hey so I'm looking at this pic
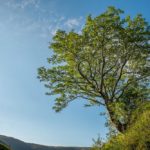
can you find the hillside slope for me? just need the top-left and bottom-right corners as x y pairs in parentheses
(0, 135), (90, 150)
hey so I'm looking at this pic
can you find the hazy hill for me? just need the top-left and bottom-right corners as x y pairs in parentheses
(0, 135), (90, 150)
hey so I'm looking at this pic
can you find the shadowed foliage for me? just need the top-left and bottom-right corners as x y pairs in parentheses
(0, 143), (11, 150)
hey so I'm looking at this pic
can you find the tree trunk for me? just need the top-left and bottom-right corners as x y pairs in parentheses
(106, 102), (127, 133)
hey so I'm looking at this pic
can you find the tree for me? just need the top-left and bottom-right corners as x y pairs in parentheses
(38, 7), (150, 133)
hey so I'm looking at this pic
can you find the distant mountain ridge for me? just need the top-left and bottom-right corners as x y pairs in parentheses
(0, 135), (90, 150)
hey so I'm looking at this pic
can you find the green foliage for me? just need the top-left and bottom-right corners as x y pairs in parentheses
(38, 6), (150, 132)
(91, 135), (104, 150)
(92, 102), (150, 150)
(0, 144), (11, 150)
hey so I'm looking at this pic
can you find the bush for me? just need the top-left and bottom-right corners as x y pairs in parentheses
(0, 144), (11, 150)
(92, 102), (150, 150)
(103, 110), (150, 150)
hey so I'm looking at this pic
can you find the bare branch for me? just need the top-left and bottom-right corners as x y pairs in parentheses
(79, 95), (105, 106)
(111, 59), (128, 99)
(116, 74), (150, 100)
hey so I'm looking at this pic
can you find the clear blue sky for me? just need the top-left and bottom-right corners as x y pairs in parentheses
(0, 0), (149, 147)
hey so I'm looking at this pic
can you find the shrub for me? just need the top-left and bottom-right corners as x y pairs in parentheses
(0, 144), (11, 150)
(92, 102), (150, 150)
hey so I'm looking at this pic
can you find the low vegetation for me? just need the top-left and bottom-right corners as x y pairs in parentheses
(0, 144), (10, 150)
(92, 102), (150, 150)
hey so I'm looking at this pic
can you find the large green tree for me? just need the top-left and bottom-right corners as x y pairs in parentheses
(38, 7), (150, 133)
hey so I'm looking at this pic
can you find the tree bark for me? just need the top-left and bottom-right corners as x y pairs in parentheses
(106, 102), (127, 133)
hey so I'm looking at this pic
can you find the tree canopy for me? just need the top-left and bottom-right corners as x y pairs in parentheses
(38, 7), (150, 133)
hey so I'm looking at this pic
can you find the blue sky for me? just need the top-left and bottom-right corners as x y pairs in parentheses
(0, 0), (149, 147)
